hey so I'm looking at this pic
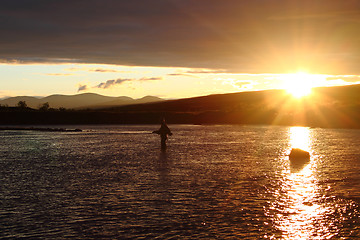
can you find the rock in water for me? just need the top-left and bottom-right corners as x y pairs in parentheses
(289, 148), (310, 160)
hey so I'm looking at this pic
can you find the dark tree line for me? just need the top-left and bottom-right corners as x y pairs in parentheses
(0, 101), (69, 112)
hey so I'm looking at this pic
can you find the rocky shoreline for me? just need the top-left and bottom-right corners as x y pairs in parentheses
(0, 127), (82, 132)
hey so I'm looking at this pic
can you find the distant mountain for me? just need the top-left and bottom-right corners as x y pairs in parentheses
(87, 95), (164, 109)
(135, 96), (164, 104)
(0, 93), (163, 109)
(0, 96), (42, 108)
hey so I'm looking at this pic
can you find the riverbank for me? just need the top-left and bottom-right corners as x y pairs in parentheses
(0, 127), (82, 132)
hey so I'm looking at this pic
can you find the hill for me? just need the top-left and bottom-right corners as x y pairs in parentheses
(0, 93), (163, 109)
(87, 95), (164, 109)
(101, 84), (360, 128)
(1, 84), (359, 128)
(107, 84), (360, 111)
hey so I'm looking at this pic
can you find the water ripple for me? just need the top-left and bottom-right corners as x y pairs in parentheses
(0, 125), (359, 239)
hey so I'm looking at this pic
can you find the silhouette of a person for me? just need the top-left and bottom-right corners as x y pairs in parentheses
(153, 118), (172, 150)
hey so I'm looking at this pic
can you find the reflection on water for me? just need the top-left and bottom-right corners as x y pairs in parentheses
(272, 164), (328, 239)
(289, 126), (311, 152)
(289, 127), (311, 173)
(0, 125), (359, 239)
(269, 127), (335, 239)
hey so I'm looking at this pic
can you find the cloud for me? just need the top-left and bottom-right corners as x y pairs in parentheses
(96, 78), (132, 89)
(92, 68), (121, 73)
(167, 73), (196, 77)
(46, 73), (74, 76)
(0, 57), (80, 65)
(1, 1), (360, 74)
(326, 75), (360, 83)
(78, 84), (89, 92)
(139, 77), (163, 81)
(222, 79), (255, 90)
(186, 69), (228, 74)
(268, 10), (359, 21)
(233, 81), (253, 88)
(67, 67), (130, 73)
(80, 76), (163, 91)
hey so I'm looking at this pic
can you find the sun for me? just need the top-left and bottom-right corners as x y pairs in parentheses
(281, 72), (316, 98)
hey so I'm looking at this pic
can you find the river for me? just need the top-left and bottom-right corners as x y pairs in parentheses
(0, 125), (359, 239)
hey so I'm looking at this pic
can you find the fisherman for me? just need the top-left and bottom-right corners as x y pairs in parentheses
(153, 118), (172, 150)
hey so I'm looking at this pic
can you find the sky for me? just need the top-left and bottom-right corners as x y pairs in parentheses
(1, 0), (360, 99)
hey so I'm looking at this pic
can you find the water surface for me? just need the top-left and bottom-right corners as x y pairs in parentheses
(0, 125), (359, 239)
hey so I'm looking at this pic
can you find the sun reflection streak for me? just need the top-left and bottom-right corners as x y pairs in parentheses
(277, 166), (324, 239)
(289, 126), (310, 152)
(267, 127), (336, 239)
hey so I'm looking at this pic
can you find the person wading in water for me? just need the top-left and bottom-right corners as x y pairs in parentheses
(153, 118), (172, 150)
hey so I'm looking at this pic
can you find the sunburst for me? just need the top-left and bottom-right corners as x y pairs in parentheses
(281, 72), (316, 98)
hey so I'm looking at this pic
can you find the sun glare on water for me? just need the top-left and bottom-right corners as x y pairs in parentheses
(281, 72), (318, 98)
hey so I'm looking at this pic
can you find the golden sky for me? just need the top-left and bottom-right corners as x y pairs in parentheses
(1, 0), (360, 98)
